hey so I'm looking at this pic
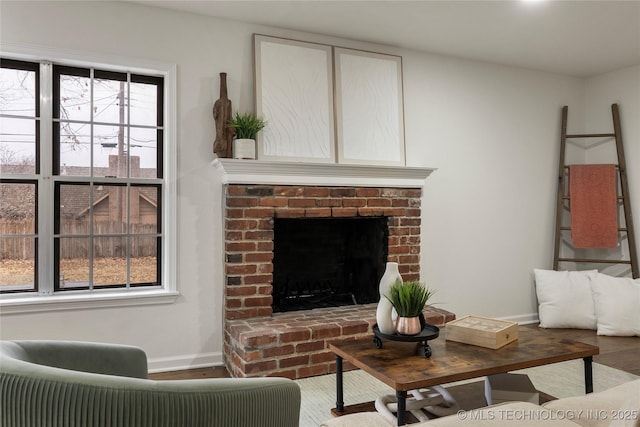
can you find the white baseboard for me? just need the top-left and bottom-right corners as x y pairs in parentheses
(146, 314), (540, 373)
(496, 313), (540, 325)
(147, 351), (224, 373)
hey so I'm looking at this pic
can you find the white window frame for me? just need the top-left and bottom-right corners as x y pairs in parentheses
(0, 42), (178, 313)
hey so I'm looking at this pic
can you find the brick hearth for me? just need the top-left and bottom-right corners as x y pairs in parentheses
(222, 183), (439, 379)
(225, 304), (455, 379)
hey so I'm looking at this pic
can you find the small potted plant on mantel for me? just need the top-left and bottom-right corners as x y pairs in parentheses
(227, 111), (267, 160)
(386, 280), (435, 335)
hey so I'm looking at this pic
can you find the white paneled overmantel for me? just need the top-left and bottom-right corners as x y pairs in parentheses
(212, 158), (436, 188)
(254, 35), (406, 166)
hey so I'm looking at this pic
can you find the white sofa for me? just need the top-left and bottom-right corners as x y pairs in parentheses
(321, 379), (640, 427)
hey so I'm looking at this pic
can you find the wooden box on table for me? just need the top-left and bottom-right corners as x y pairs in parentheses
(446, 315), (518, 349)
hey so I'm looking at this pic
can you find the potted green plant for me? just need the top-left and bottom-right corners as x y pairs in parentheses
(227, 112), (267, 160)
(385, 280), (435, 335)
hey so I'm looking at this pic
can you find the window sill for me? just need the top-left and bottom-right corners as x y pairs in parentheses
(0, 288), (179, 314)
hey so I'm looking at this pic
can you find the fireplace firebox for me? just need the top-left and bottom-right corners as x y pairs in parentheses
(272, 217), (388, 312)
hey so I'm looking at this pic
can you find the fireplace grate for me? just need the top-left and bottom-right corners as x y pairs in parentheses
(274, 277), (359, 312)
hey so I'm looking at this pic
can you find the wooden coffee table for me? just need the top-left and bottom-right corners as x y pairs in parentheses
(330, 326), (599, 426)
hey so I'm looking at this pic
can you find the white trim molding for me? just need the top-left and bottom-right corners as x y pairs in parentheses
(0, 289), (179, 314)
(497, 313), (540, 325)
(147, 351), (224, 373)
(212, 158), (436, 188)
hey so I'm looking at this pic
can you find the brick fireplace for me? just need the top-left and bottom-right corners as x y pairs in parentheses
(214, 160), (451, 379)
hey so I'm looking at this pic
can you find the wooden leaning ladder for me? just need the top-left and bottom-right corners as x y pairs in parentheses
(553, 103), (639, 278)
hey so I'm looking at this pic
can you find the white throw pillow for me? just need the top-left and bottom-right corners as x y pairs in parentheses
(534, 269), (598, 329)
(590, 273), (640, 337)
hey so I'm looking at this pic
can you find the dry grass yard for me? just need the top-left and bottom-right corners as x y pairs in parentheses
(0, 257), (157, 286)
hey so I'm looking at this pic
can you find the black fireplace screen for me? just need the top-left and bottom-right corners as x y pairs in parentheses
(272, 217), (388, 312)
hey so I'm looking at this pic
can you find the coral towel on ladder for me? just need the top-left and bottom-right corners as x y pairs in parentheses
(569, 164), (618, 248)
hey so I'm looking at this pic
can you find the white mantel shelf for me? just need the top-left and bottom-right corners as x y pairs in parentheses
(212, 158), (436, 188)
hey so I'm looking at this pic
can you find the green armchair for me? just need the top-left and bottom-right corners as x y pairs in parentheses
(0, 340), (300, 427)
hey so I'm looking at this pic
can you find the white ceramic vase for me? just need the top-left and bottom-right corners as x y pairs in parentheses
(376, 262), (403, 334)
(233, 138), (256, 159)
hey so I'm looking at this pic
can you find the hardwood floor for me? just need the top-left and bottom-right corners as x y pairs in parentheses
(524, 324), (640, 376)
(148, 325), (640, 380)
(149, 366), (230, 380)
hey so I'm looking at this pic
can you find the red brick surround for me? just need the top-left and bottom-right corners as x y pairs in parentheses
(223, 184), (428, 378)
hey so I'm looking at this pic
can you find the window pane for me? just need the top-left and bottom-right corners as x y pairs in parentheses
(0, 237), (35, 291)
(59, 122), (91, 175)
(130, 185), (158, 231)
(59, 74), (91, 122)
(58, 184), (90, 234)
(93, 78), (127, 125)
(0, 117), (36, 175)
(94, 236), (126, 287)
(93, 124), (127, 177)
(0, 182), (36, 226)
(130, 82), (157, 127)
(93, 185), (126, 234)
(130, 237), (157, 284)
(130, 127), (157, 178)
(58, 237), (90, 288)
(49, 67), (163, 294)
(0, 66), (36, 117)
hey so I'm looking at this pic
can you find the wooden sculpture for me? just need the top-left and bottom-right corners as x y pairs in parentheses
(213, 72), (233, 158)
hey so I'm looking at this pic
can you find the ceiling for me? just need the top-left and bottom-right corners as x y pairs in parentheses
(130, 0), (640, 77)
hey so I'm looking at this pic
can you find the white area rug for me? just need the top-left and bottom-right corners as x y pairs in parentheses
(295, 360), (639, 427)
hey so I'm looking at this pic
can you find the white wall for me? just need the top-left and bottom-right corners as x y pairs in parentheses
(582, 65), (640, 273)
(404, 54), (586, 321)
(1, 0), (623, 370)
